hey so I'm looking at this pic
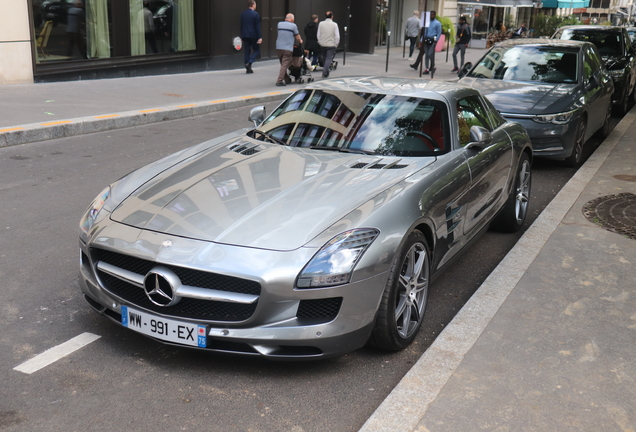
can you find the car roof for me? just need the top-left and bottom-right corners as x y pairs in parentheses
(557, 25), (624, 32)
(303, 76), (479, 99)
(495, 38), (591, 49)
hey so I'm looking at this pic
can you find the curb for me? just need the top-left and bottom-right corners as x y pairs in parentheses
(0, 90), (292, 148)
(358, 108), (636, 432)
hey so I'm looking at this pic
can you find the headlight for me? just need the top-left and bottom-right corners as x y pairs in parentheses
(608, 69), (626, 80)
(79, 186), (111, 236)
(533, 109), (577, 125)
(297, 229), (380, 288)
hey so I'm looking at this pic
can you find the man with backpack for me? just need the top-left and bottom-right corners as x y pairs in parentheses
(452, 16), (471, 72)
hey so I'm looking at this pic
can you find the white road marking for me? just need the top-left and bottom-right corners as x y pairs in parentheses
(13, 332), (101, 375)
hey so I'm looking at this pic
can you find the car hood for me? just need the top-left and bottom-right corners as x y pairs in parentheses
(459, 78), (578, 114)
(110, 137), (433, 251)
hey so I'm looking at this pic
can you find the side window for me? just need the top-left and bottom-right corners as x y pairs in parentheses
(481, 96), (505, 130)
(583, 48), (599, 81)
(457, 96), (492, 146)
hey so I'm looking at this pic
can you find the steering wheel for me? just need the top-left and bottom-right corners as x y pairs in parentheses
(405, 131), (440, 151)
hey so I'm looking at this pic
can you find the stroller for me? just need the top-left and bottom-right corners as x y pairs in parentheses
(289, 43), (314, 84)
(317, 50), (338, 71)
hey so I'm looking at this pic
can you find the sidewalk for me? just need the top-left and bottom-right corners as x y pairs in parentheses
(0, 46), (484, 147)
(361, 109), (636, 431)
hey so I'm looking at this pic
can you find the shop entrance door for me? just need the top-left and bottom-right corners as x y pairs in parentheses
(258, 0), (287, 59)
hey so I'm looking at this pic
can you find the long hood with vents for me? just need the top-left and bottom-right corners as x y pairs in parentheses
(110, 137), (433, 251)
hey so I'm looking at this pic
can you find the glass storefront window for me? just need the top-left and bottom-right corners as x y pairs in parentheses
(131, 0), (196, 55)
(33, 0), (112, 63)
(32, 0), (196, 64)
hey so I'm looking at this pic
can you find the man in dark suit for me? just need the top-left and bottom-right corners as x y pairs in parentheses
(240, 0), (262, 74)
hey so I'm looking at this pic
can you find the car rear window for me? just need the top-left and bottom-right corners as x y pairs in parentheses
(557, 29), (623, 56)
(468, 45), (579, 84)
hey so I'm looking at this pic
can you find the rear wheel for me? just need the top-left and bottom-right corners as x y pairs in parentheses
(491, 153), (531, 233)
(595, 104), (611, 139)
(564, 118), (586, 167)
(615, 90), (630, 116)
(369, 231), (430, 351)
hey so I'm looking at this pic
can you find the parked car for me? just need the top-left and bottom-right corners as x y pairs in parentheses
(627, 27), (636, 45)
(40, 0), (75, 26)
(552, 25), (636, 115)
(459, 39), (614, 167)
(78, 77), (532, 359)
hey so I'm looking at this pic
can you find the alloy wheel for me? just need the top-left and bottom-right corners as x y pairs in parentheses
(515, 159), (531, 223)
(395, 242), (429, 339)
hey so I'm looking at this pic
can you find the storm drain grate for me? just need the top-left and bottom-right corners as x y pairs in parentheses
(582, 193), (636, 240)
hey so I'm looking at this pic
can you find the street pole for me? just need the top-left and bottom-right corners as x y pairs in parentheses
(344, 26), (347, 66)
(386, 31), (391, 72)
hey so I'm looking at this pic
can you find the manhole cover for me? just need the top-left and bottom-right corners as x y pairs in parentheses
(613, 175), (636, 182)
(582, 193), (636, 240)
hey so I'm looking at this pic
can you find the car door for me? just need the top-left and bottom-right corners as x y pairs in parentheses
(457, 95), (513, 236)
(584, 45), (613, 135)
(622, 29), (636, 98)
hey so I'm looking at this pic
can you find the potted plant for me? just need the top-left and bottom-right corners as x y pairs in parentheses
(435, 16), (456, 52)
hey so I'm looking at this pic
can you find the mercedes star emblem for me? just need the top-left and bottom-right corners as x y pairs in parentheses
(143, 267), (182, 307)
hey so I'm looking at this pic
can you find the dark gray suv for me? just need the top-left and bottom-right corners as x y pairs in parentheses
(553, 25), (636, 115)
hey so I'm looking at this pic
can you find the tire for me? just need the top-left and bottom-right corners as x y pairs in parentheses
(594, 104), (611, 139)
(615, 90), (630, 116)
(368, 231), (430, 351)
(491, 153), (531, 233)
(564, 117), (586, 167)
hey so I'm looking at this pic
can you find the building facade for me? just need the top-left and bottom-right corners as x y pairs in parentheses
(3, 0), (380, 85)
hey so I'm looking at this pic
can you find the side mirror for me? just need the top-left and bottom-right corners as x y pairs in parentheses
(249, 106), (266, 128)
(458, 62), (473, 78)
(466, 126), (492, 149)
(586, 75), (598, 89)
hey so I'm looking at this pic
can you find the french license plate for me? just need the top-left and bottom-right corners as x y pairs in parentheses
(121, 305), (207, 348)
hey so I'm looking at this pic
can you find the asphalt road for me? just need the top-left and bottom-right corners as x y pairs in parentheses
(0, 103), (618, 432)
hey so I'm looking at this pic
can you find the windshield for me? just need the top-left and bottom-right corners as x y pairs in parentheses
(253, 90), (449, 157)
(628, 29), (636, 45)
(558, 29), (623, 56)
(468, 45), (579, 84)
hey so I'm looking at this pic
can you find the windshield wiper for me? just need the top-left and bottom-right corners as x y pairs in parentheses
(252, 129), (287, 146)
(309, 145), (376, 155)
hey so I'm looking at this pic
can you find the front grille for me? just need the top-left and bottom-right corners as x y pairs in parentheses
(91, 248), (260, 322)
(92, 249), (261, 295)
(297, 297), (342, 320)
(98, 273), (257, 321)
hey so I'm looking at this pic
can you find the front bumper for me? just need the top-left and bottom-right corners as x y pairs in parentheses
(501, 115), (580, 160)
(79, 222), (388, 360)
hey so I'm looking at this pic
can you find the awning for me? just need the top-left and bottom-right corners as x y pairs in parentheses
(556, 0), (590, 7)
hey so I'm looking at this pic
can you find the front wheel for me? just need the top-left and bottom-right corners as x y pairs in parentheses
(564, 118), (586, 167)
(491, 153), (532, 233)
(368, 231), (430, 351)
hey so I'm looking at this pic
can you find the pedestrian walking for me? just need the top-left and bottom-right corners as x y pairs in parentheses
(240, 0), (262, 74)
(275, 13), (302, 86)
(405, 10), (421, 60)
(317, 11), (340, 78)
(452, 16), (471, 72)
(410, 11), (442, 75)
(66, 1), (87, 59)
(304, 14), (320, 67)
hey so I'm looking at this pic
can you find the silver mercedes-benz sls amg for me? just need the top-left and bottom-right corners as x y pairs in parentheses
(78, 77), (532, 360)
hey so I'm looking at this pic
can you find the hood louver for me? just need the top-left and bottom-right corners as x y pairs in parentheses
(351, 160), (408, 170)
(228, 142), (262, 155)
